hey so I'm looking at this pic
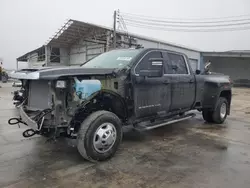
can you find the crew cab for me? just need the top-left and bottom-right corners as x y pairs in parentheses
(9, 48), (232, 162)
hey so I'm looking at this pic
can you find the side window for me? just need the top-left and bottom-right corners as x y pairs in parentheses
(50, 47), (60, 63)
(168, 53), (188, 74)
(135, 51), (162, 74)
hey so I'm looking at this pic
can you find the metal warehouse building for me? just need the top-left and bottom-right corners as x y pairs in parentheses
(17, 19), (201, 72)
(202, 51), (250, 87)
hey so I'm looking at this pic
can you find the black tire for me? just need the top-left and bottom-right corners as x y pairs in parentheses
(202, 109), (214, 123)
(77, 110), (122, 162)
(212, 97), (228, 124)
(202, 97), (228, 124)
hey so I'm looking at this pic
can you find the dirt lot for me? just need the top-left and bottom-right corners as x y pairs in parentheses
(1, 83), (250, 188)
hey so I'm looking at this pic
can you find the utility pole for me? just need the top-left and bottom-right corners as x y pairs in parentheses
(16, 59), (18, 70)
(113, 10), (117, 49)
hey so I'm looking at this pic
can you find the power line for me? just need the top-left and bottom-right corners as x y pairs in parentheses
(123, 18), (250, 28)
(121, 14), (250, 24)
(117, 10), (250, 32)
(125, 22), (250, 32)
(117, 10), (128, 32)
(121, 11), (250, 21)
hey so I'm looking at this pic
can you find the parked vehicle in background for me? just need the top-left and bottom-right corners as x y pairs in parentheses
(0, 62), (9, 83)
(1, 71), (9, 83)
(9, 48), (232, 162)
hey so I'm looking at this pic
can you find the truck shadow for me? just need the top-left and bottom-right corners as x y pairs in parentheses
(122, 122), (189, 142)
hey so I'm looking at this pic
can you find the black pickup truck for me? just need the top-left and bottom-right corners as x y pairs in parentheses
(9, 48), (232, 162)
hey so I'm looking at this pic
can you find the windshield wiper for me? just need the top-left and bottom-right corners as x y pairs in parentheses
(79, 56), (96, 66)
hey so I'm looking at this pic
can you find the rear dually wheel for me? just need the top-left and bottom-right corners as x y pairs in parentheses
(202, 97), (228, 124)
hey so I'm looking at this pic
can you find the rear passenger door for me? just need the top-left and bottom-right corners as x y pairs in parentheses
(166, 52), (196, 111)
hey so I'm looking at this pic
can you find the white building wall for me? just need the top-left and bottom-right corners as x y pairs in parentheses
(68, 37), (201, 69)
(58, 34), (201, 69)
(60, 47), (70, 66)
(70, 38), (87, 65)
(69, 39), (105, 66)
(27, 52), (45, 68)
(46, 46), (70, 67)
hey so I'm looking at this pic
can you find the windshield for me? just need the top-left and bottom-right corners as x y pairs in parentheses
(81, 49), (142, 68)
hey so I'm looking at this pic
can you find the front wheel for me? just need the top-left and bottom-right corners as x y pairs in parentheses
(77, 110), (123, 162)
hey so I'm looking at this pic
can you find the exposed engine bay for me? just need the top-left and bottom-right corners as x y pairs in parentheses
(9, 74), (129, 139)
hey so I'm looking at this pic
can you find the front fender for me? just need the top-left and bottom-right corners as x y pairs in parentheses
(202, 82), (232, 111)
(69, 90), (128, 132)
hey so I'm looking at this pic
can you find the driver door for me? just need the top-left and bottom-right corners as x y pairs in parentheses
(132, 50), (171, 119)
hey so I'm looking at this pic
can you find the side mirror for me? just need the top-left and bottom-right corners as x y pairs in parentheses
(138, 58), (163, 77)
(195, 70), (201, 75)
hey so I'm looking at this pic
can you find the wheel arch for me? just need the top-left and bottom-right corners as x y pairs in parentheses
(219, 89), (232, 115)
(220, 90), (232, 104)
(70, 89), (129, 132)
(98, 89), (129, 119)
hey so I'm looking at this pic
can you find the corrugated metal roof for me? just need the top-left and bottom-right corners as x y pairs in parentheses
(46, 20), (110, 48)
(17, 19), (200, 61)
(17, 45), (45, 61)
(226, 50), (250, 53)
(47, 19), (200, 51)
(202, 50), (250, 57)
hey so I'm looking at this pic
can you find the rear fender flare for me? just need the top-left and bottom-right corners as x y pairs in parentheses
(212, 89), (232, 114)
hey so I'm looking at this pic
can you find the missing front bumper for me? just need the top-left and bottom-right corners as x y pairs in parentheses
(19, 106), (39, 130)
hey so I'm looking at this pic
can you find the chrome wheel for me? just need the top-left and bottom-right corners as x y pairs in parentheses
(220, 102), (227, 119)
(93, 123), (117, 153)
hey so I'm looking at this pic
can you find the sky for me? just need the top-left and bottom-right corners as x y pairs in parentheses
(0, 0), (250, 69)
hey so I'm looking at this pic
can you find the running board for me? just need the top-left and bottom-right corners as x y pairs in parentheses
(135, 113), (196, 131)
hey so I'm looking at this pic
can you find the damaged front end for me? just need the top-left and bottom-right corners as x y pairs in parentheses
(9, 107), (53, 137)
(8, 77), (103, 139)
(9, 79), (63, 138)
(8, 63), (129, 140)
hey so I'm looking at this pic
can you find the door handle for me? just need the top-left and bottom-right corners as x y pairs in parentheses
(189, 79), (194, 83)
